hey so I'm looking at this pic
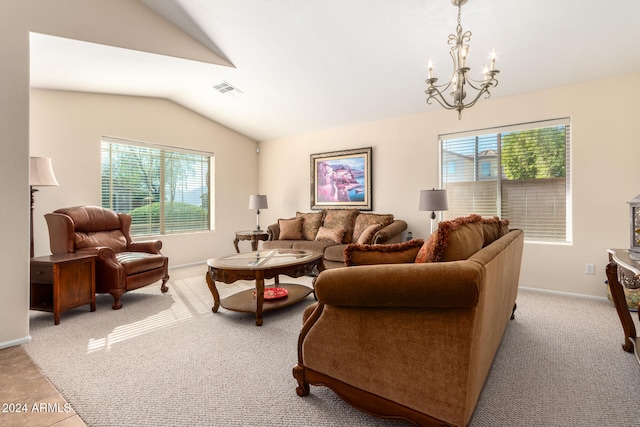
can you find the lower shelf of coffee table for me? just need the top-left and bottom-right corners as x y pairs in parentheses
(219, 283), (313, 313)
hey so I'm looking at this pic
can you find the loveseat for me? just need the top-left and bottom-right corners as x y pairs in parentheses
(263, 209), (407, 269)
(293, 215), (524, 426)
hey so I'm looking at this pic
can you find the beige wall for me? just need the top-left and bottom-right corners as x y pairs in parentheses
(0, 0), (240, 349)
(258, 72), (640, 299)
(30, 89), (258, 265)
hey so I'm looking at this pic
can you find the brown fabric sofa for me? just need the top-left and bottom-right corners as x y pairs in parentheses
(45, 206), (169, 310)
(263, 209), (407, 268)
(293, 215), (524, 426)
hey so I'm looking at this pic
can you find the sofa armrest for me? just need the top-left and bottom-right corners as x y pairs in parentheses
(314, 261), (481, 309)
(372, 220), (407, 244)
(129, 240), (162, 254)
(266, 223), (280, 240)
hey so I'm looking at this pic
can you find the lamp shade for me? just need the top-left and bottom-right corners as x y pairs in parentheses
(249, 194), (268, 210)
(30, 157), (59, 187)
(419, 189), (448, 212)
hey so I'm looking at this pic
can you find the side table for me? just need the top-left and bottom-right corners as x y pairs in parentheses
(234, 230), (269, 253)
(30, 253), (97, 325)
(606, 248), (640, 364)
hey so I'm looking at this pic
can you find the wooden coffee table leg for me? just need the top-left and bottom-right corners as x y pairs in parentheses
(205, 271), (220, 313)
(255, 271), (265, 326)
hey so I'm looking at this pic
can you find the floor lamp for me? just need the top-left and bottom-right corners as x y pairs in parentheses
(249, 194), (268, 232)
(419, 189), (448, 234)
(30, 157), (59, 257)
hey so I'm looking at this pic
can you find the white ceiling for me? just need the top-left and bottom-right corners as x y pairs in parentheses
(29, 0), (640, 142)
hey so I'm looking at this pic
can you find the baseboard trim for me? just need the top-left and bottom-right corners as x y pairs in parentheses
(519, 286), (609, 302)
(0, 335), (32, 350)
(169, 261), (207, 270)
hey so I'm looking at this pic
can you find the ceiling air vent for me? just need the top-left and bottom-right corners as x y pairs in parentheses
(212, 81), (243, 97)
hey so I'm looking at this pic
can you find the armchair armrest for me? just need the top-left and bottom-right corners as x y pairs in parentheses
(372, 220), (407, 244)
(314, 261), (481, 309)
(266, 223), (280, 240)
(76, 246), (117, 261)
(129, 240), (162, 254)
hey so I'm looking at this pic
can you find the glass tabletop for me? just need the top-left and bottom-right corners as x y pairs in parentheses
(608, 249), (640, 276)
(208, 249), (318, 269)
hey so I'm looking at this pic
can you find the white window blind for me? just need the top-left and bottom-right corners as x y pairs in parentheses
(440, 119), (571, 243)
(101, 137), (214, 236)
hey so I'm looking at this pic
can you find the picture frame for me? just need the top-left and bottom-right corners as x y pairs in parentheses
(310, 147), (372, 210)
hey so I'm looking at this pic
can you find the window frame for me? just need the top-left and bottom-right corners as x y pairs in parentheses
(101, 136), (215, 237)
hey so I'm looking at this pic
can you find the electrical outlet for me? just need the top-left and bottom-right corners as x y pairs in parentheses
(585, 263), (595, 275)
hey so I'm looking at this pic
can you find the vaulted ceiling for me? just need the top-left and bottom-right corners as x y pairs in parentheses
(29, 0), (640, 141)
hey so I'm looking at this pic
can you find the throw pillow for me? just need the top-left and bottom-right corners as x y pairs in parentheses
(415, 214), (484, 263)
(315, 226), (345, 244)
(323, 209), (359, 243)
(352, 213), (394, 242)
(296, 211), (325, 240)
(278, 217), (304, 240)
(345, 238), (425, 266)
(414, 236), (432, 264)
(357, 223), (383, 245)
(481, 216), (510, 247)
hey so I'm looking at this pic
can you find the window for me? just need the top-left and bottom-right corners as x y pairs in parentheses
(439, 118), (571, 243)
(101, 137), (214, 236)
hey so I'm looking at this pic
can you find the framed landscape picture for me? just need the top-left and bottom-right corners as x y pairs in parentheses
(310, 147), (372, 210)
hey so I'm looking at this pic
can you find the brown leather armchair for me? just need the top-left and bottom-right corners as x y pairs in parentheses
(45, 206), (169, 310)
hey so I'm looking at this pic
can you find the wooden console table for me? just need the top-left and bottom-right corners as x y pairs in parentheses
(30, 253), (96, 325)
(606, 249), (640, 364)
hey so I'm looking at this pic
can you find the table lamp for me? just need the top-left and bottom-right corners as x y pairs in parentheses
(30, 157), (59, 257)
(249, 194), (268, 232)
(419, 188), (448, 234)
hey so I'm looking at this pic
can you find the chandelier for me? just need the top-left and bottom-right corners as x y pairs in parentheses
(425, 0), (499, 119)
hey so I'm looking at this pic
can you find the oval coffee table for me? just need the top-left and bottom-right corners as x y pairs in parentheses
(206, 249), (324, 326)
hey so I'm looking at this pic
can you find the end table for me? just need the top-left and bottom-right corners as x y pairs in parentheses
(30, 253), (97, 325)
(234, 230), (269, 253)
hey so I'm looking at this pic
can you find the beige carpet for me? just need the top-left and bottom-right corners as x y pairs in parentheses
(25, 265), (640, 426)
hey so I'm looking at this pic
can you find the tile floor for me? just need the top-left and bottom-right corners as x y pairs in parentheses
(0, 345), (86, 427)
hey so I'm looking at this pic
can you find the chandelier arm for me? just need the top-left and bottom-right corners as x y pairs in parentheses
(427, 79), (454, 92)
(425, 87), (458, 110)
(464, 79), (493, 92)
(465, 73), (499, 89)
(460, 86), (492, 109)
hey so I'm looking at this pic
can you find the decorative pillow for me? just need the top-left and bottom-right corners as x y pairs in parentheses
(357, 223), (383, 245)
(315, 226), (345, 244)
(278, 217), (304, 240)
(415, 214), (484, 263)
(345, 238), (425, 266)
(296, 211), (325, 240)
(323, 209), (359, 243)
(414, 236), (433, 264)
(352, 213), (394, 242)
(481, 216), (510, 247)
